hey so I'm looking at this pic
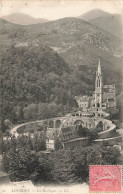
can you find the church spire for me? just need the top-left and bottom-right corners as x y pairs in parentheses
(97, 56), (101, 75)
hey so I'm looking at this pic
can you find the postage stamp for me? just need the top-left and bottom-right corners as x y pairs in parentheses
(89, 165), (122, 192)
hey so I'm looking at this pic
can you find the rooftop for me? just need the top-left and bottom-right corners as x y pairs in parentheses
(103, 85), (115, 88)
(61, 127), (72, 133)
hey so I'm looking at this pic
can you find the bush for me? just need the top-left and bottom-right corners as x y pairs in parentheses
(17, 126), (25, 134)
(77, 125), (89, 137)
(2, 137), (122, 184)
(95, 121), (103, 132)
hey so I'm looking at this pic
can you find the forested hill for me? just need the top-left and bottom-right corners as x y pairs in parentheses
(1, 44), (122, 126)
(1, 45), (84, 124)
(0, 16), (122, 126)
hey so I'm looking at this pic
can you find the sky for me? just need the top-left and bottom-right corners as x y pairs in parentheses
(0, 0), (123, 20)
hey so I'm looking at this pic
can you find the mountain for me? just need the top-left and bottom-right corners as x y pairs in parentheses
(88, 14), (122, 37)
(24, 17), (122, 68)
(79, 9), (122, 37)
(0, 17), (122, 70)
(1, 13), (48, 25)
(0, 16), (122, 123)
(0, 16), (122, 61)
(0, 17), (122, 91)
(79, 9), (111, 20)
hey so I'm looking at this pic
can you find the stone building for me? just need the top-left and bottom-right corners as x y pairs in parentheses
(59, 125), (78, 142)
(76, 57), (116, 111)
(103, 85), (116, 108)
(75, 96), (91, 110)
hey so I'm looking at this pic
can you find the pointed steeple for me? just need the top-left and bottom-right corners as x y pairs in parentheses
(97, 56), (101, 75)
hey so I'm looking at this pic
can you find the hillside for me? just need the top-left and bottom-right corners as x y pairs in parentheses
(0, 16), (122, 57)
(0, 16), (122, 124)
(0, 17), (122, 84)
(0, 16), (122, 72)
(0, 45), (82, 123)
(88, 14), (122, 37)
(79, 9), (122, 37)
(79, 9), (111, 20)
(0, 19), (23, 51)
(1, 13), (48, 25)
(1, 45), (121, 125)
(23, 17), (122, 75)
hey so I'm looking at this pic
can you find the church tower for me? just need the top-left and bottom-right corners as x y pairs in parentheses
(94, 57), (103, 110)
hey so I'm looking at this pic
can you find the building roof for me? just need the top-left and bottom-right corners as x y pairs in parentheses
(76, 95), (91, 102)
(103, 85), (115, 88)
(61, 127), (72, 133)
(103, 88), (115, 93)
(61, 125), (76, 134)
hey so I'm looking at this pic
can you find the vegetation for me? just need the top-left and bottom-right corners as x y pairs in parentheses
(77, 125), (88, 137)
(2, 136), (122, 184)
(1, 41), (122, 132)
(0, 15), (122, 186)
(95, 121), (103, 132)
(16, 123), (47, 134)
(1, 45), (79, 130)
(77, 124), (99, 143)
(54, 137), (63, 151)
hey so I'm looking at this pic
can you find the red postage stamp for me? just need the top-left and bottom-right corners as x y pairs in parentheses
(89, 165), (122, 192)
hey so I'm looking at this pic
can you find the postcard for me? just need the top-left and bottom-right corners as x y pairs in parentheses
(0, 0), (123, 193)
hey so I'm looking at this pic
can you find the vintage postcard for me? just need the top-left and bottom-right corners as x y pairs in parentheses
(0, 0), (123, 194)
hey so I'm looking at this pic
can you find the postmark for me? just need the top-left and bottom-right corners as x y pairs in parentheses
(89, 165), (122, 192)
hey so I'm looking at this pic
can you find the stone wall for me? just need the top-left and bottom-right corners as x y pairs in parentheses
(63, 137), (88, 150)
(98, 120), (116, 139)
(94, 136), (122, 146)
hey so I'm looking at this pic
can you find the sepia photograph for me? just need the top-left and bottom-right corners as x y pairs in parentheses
(0, 0), (123, 193)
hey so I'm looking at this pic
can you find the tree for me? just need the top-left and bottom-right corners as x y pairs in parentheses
(87, 129), (99, 143)
(77, 125), (89, 137)
(31, 155), (53, 184)
(2, 135), (122, 185)
(54, 138), (63, 151)
(70, 148), (88, 182)
(101, 146), (121, 164)
(33, 133), (46, 152)
(95, 121), (103, 132)
(4, 119), (12, 130)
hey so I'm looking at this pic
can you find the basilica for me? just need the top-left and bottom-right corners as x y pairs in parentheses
(75, 58), (116, 111)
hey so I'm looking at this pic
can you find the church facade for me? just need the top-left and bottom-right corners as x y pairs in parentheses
(75, 58), (116, 111)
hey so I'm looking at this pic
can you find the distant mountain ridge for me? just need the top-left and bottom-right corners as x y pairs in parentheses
(79, 9), (122, 37)
(1, 13), (48, 25)
(79, 9), (111, 20)
(0, 16), (122, 96)
(88, 14), (122, 37)
(0, 16), (122, 67)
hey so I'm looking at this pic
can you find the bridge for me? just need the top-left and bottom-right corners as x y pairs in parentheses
(8, 109), (123, 150)
(10, 110), (110, 138)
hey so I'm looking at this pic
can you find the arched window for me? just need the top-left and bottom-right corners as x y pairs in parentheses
(97, 103), (100, 107)
(97, 80), (98, 87)
(99, 79), (100, 87)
